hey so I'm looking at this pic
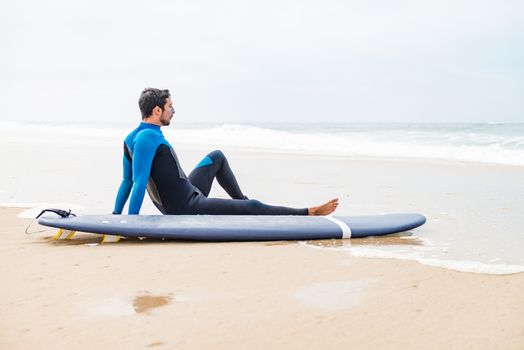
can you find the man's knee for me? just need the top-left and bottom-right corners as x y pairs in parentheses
(208, 149), (225, 163)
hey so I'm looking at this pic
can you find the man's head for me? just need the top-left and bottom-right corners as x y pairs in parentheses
(138, 88), (175, 126)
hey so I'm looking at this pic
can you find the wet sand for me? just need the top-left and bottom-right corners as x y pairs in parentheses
(1, 207), (523, 350)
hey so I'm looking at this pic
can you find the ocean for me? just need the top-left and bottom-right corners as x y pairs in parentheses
(167, 122), (524, 166)
(2, 121), (524, 166)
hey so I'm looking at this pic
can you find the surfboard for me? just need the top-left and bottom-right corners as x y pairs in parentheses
(38, 213), (426, 242)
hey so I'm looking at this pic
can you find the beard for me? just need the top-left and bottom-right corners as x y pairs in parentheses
(161, 116), (172, 126)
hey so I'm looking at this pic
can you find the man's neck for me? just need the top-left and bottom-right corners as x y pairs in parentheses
(142, 118), (162, 127)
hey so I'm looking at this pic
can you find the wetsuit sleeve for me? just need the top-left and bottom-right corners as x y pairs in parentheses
(128, 132), (159, 214)
(113, 149), (133, 214)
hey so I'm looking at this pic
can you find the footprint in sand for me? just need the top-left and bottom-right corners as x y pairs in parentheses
(133, 295), (172, 314)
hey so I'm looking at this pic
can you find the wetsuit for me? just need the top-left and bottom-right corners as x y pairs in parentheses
(113, 122), (308, 215)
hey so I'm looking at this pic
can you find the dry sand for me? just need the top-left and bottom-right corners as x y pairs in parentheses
(1, 207), (523, 350)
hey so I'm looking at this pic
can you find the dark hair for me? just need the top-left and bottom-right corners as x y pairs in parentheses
(138, 88), (171, 119)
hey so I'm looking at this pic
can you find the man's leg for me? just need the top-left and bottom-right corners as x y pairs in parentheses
(188, 150), (247, 199)
(189, 196), (308, 216)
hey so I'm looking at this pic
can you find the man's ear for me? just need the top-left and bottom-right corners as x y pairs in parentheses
(154, 106), (161, 115)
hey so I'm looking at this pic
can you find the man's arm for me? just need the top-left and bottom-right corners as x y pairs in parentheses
(113, 145), (133, 214)
(128, 132), (158, 215)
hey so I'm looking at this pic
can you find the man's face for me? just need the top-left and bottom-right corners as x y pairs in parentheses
(160, 97), (175, 126)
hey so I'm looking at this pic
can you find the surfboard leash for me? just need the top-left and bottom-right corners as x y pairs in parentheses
(35, 208), (76, 219)
(25, 208), (76, 235)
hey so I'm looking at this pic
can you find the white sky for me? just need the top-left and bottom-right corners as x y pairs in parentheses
(1, 0), (523, 124)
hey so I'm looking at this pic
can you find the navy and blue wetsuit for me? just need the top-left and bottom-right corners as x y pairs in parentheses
(113, 122), (308, 216)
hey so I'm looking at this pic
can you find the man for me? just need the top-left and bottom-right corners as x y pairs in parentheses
(113, 88), (339, 216)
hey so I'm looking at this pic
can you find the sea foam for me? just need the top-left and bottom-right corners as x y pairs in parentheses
(0, 202), (86, 219)
(3, 121), (524, 166)
(301, 242), (524, 275)
(168, 123), (524, 166)
(347, 247), (524, 275)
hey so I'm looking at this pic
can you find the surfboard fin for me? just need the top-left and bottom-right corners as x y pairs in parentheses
(52, 229), (76, 240)
(101, 234), (122, 243)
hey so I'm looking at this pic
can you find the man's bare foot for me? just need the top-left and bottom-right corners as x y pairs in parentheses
(308, 198), (339, 216)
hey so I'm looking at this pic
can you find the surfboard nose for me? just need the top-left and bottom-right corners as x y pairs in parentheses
(412, 213), (427, 226)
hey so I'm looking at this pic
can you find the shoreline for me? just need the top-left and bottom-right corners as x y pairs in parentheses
(11, 201), (524, 276)
(1, 207), (523, 350)
(3, 148), (524, 275)
(2, 126), (524, 276)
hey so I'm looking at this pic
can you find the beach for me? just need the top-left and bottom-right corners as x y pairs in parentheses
(1, 206), (524, 349)
(1, 122), (524, 349)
